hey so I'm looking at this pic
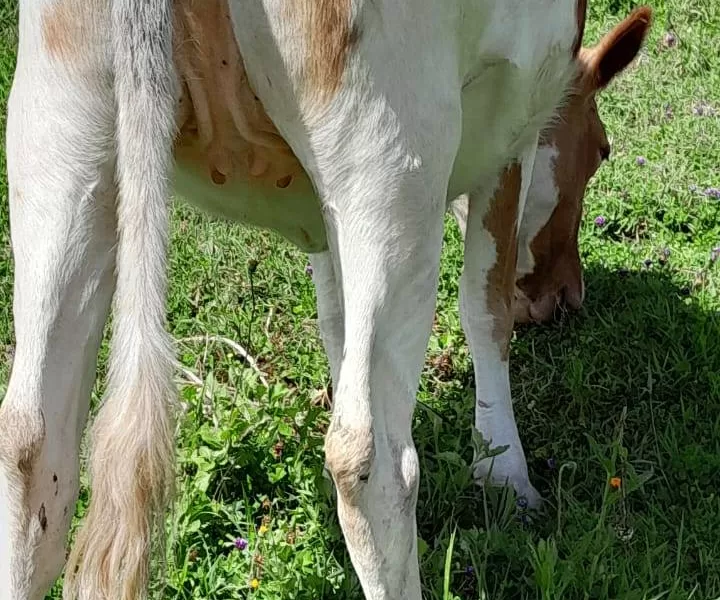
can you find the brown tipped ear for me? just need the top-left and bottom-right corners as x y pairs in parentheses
(573, 0), (588, 56)
(586, 5), (653, 90)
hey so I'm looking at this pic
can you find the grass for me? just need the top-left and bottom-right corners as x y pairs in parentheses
(1, 0), (719, 598)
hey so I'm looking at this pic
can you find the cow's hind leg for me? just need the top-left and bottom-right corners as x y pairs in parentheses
(0, 40), (117, 600)
(230, 1), (460, 593)
(322, 167), (450, 599)
(313, 98), (460, 600)
(308, 251), (344, 389)
(459, 146), (541, 506)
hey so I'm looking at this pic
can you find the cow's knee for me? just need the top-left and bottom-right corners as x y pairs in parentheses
(0, 398), (84, 600)
(0, 402), (56, 600)
(325, 423), (375, 505)
(326, 422), (420, 507)
(0, 404), (46, 518)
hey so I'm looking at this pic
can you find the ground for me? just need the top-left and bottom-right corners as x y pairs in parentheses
(0, 0), (719, 598)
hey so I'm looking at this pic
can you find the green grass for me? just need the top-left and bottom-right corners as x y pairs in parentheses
(1, 0), (720, 598)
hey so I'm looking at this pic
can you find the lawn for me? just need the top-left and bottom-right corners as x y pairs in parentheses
(1, 0), (719, 598)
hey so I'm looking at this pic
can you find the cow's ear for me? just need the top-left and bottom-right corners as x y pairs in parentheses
(583, 5), (653, 91)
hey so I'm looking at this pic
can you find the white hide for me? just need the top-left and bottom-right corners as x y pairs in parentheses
(516, 144), (561, 278)
(0, 0), (580, 599)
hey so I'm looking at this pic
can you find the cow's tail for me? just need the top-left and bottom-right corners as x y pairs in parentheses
(64, 1), (178, 599)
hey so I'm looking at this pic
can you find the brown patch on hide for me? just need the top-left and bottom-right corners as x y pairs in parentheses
(288, 0), (355, 108)
(483, 164), (522, 360)
(42, 0), (107, 64)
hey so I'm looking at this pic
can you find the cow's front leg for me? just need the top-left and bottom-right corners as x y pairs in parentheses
(459, 143), (542, 507)
(0, 35), (117, 600)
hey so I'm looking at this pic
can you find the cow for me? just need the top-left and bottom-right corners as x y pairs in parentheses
(0, 1), (650, 600)
(452, 6), (653, 324)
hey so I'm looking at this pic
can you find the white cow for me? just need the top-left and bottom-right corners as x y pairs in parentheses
(0, 0), (648, 598)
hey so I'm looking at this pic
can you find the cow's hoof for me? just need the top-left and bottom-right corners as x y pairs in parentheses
(514, 482), (543, 510)
(474, 463), (543, 510)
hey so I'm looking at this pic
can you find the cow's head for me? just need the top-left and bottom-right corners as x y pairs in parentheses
(514, 6), (652, 323)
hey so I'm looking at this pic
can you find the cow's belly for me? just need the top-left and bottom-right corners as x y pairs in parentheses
(173, 153), (326, 254)
(171, 0), (327, 253)
(449, 0), (577, 199)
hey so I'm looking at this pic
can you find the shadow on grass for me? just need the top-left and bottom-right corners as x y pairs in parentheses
(412, 263), (720, 599)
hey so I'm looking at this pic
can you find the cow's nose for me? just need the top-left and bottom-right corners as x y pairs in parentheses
(528, 293), (557, 323)
(514, 287), (559, 324)
(513, 293), (533, 324)
(515, 286), (581, 324)
(560, 278), (584, 311)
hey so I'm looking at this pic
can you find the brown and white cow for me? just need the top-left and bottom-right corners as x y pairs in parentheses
(513, 7), (652, 322)
(0, 1), (649, 599)
(453, 6), (653, 323)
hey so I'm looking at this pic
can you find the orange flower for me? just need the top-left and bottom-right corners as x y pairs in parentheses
(610, 476), (622, 490)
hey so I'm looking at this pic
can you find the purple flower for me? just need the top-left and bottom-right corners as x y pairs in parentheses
(711, 247), (720, 263)
(635, 156), (647, 166)
(662, 31), (677, 48)
(704, 187), (720, 199)
(547, 457), (557, 470)
(516, 497), (529, 510)
(594, 215), (607, 227)
(234, 537), (248, 551)
(304, 264), (314, 276)
(465, 565), (475, 576)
